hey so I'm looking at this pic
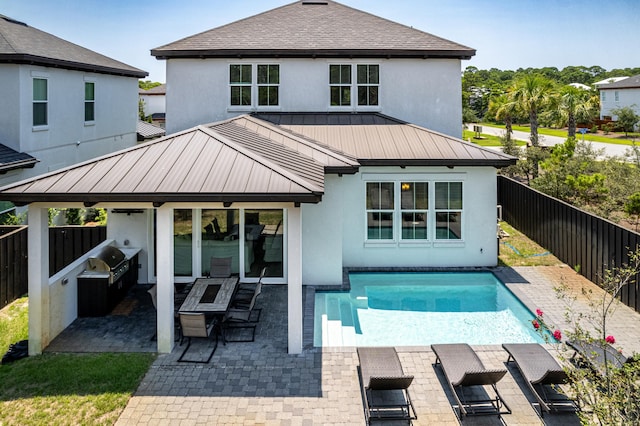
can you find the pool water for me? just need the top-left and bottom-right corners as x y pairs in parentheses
(314, 272), (545, 347)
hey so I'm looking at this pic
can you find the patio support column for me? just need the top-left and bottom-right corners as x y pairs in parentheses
(156, 205), (175, 353)
(287, 206), (303, 354)
(27, 205), (49, 355)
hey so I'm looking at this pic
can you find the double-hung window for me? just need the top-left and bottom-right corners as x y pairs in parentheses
(366, 182), (394, 240)
(614, 91), (619, 102)
(329, 64), (352, 106)
(400, 182), (428, 240)
(33, 78), (48, 127)
(84, 82), (95, 122)
(230, 64), (252, 106)
(357, 64), (379, 106)
(257, 65), (279, 106)
(435, 182), (463, 240)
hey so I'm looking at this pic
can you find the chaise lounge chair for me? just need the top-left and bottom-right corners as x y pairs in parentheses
(503, 343), (578, 415)
(431, 343), (511, 419)
(356, 347), (417, 424)
(566, 339), (635, 377)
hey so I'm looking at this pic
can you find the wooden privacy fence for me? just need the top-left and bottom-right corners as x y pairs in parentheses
(0, 226), (106, 309)
(498, 176), (640, 312)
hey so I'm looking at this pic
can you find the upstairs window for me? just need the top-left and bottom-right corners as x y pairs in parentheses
(435, 182), (463, 240)
(357, 64), (379, 106)
(230, 64), (252, 106)
(33, 78), (48, 126)
(601, 91), (606, 102)
(257, 65), (279, 106)
(84, 82), (95, 122)
(615, 91), (619, 102)
(329, 64), (351, 106)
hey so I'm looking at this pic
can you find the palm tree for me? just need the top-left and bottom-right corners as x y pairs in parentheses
(557, 86), (599, 138)
(488, 94), (517, 143)
(508, 74), (555, 147)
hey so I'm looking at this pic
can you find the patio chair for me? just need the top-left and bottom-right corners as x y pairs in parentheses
(234, 266), (267, 306)
(222, 286), (261, 342)
(209, 256), (232, 278)
(356, 347), (416, 424)
(148, 285), (184, 342)
(177, 312), (218, 363)
(566, 339), (635, 377)
(503, 343), (578, 415)
(431, 343), (511, 419)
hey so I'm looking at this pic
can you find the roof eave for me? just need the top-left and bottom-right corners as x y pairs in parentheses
(0, 54), (148, 78)
(0, 192), (324, 206)
(358, 159), (517, 168)
(325, 165), (359, 175)
(0, 158), (39, 174)
(151, 48), (476, 60)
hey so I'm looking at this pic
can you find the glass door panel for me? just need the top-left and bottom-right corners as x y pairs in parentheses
(174, 209), (193, 276)
(247, 209), (284, 278)
(201, 209), (240, 276)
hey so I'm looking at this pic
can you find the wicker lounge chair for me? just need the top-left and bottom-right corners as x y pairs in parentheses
(431, 343), (511, 419)
(356, 347), (416, 424)
(503, 343), (577, 415)
(566, 339), (634, 376)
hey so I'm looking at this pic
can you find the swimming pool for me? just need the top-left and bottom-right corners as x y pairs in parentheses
(314, 272), (544, 347)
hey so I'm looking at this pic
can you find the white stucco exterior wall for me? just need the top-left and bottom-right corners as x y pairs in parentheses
(0, 64), (139, 188)
(600, 87), (640, 122)
(301, 166), (499, 285)
(140, 93), (166, 116)
(164, 58), (463, 137)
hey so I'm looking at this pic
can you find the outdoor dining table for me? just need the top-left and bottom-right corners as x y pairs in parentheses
(178, 276), (239, 316)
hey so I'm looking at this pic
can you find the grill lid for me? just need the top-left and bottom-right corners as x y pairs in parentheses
(87, 246), (126, 271)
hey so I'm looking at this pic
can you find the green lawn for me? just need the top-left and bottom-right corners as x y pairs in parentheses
(462, 130), (526, 147)
(481, 122), (639, 145)
(0, 298), (156, 425)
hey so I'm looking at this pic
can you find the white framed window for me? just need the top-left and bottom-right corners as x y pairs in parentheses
(257, 64), (279, 106)
(400, 182), (428, 240)
(357, 64), (379, 106)
(366, 182), (394, 240)
(364, 179), (463, 243)
(33, 78), (48, 127)
(329, 64), (352, 106)
(229, 64), (280, 108)
(601, 91), (606, 102)
(615, 91), (619, 102)
(435, 182), (463, 240)
(84, 81), (95, 122)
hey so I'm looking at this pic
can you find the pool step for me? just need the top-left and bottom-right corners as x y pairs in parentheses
(322, 295), (357, 346)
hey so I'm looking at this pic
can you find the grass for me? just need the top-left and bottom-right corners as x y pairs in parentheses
(462, 130), (527, 147)
(0, 298), (156, 426)
(481, 122), (640, 145)
(498, 221), (562, 267)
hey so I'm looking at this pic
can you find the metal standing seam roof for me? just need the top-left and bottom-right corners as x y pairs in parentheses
(151, 0), (475, 59)
(0, 124), (324, 204)
(0, 15), (147, 78)
(257, 113), (517, 167)
(137, 121), (166, 140)
(0, 144), (38, 173)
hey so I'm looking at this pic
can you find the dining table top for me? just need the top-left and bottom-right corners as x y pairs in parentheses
(178, 276), (239, 314)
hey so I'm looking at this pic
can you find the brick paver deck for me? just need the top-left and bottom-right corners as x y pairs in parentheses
(107, 266), (640, 425)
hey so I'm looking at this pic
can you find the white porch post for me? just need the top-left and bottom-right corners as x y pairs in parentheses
(27, 205), (49, 355)
(287, 206), (303, 354)
(156, 205), (175, 353)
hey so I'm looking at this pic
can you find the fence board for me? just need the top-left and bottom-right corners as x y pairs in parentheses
(498, 176), (640, 314)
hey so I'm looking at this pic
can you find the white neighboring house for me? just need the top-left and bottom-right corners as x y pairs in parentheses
(138, 84), (166, 128)
(0, 15), (147, 189)
(596, 75), (640, 121)
(0, 1), (517, 356)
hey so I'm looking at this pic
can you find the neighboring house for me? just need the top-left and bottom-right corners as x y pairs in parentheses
(597, 75), (640, 121)
(139, 84), (166, 128)
(136, 120), (165, 141)
(0, 1), (516, 356)
(0, 14), (147, 189)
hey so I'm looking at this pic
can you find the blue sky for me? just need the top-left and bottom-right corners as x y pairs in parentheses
(2, 0), (639, 82)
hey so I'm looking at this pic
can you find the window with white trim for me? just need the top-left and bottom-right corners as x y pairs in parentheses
(329, 64), (351, 106)
(615, 91), (619, 102)
(84, 81), (95, 122)
(229, 64), (252, 106)
(33, 78), (48, 126)
(366, 182), (394, 240)
(357, 64), (379, 106)
(601, 91), (606, 102)
(257, 64), (279, 106)
(400, 182), (428, 240)
(435, 182), (463, 240)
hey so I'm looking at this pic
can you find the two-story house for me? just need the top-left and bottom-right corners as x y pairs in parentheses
(0, 15), (147, 189)
(597, 75), (640, 124)
(0, 1), (515, 355)
(139, 84), (166, 128)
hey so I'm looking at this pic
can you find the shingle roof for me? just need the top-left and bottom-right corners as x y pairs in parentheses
(256, 113), (516, 167)
(0, 15), (147, 78)
(152, 0), (474, 60)
(0, 143), (38, 173)
(139, 84), (166, 95)
(600, 74), (640, 89)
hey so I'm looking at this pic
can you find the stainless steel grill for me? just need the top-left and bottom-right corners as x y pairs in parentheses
(85, 245), (130, 284)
